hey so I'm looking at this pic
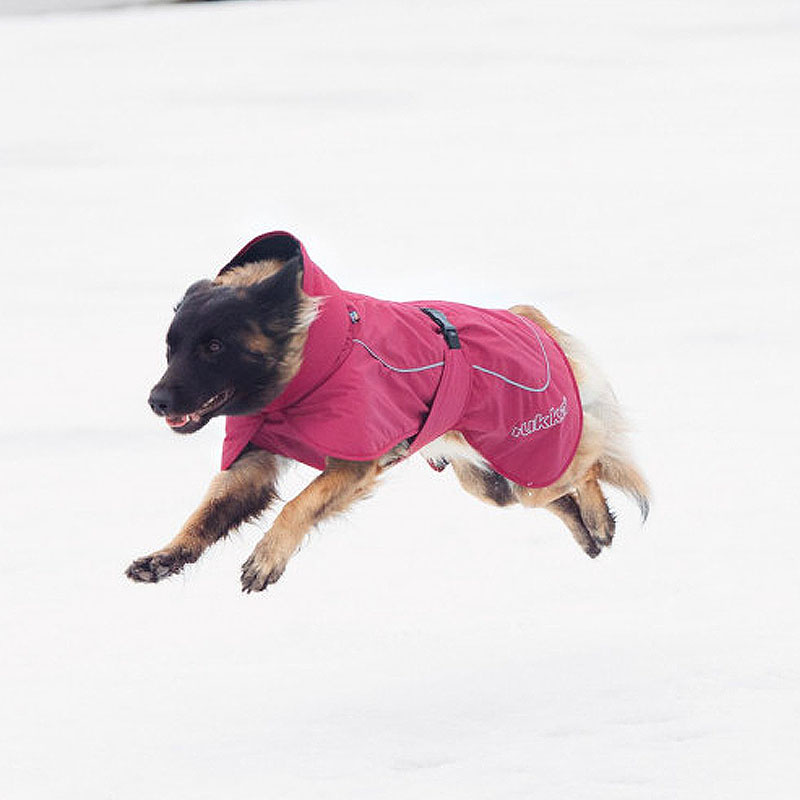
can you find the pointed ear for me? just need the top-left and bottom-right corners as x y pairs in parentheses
(249, 254), (303, 314)
(174, 279), (213, 312)
(184, 279), (214, 296)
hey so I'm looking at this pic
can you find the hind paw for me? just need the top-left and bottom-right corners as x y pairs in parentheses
(585, 512), (616, 548)
(578, 520), (614, 557)
(126, 549), (189, 583)
(577, 533), (603, 558)
(592, 528), (614, 547)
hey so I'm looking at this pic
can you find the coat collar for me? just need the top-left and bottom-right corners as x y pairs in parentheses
(218, 231), (351, 413)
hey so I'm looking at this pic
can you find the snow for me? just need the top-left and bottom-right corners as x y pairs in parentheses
(1, 0), (799, 797)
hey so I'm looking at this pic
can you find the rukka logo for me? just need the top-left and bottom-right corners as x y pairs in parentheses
(510, 396), (568, 438)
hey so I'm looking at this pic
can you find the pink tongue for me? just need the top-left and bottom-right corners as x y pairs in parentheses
(166, 415), (189, 428)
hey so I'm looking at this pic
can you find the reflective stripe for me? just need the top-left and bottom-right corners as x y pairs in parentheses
(470, 317), (551, 392)
(353, 339), (444, 373)
(356, 315), (551, 392)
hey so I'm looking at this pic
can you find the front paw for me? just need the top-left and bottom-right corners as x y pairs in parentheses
(126, 549), (189, 583)
(240, 545), (288, 593)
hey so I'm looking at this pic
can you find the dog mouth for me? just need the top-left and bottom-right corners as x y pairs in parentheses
(165, 389), (234, 431)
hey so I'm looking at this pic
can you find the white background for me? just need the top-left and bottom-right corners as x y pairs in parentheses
(1, 1), (798, 797)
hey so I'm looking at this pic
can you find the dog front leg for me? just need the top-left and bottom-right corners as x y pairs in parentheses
(126, 448), (281, 584)
(240, 457), (380, 593)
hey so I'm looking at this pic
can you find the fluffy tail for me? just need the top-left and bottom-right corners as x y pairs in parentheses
(597, 454), (651, 522)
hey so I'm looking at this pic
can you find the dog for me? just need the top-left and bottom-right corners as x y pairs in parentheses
(126, 231), (650, 593)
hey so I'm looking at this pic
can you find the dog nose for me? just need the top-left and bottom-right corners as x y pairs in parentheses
(148, 385), (175, 417)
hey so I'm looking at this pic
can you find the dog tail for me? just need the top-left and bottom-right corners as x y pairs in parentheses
(597, 452), (651, 522)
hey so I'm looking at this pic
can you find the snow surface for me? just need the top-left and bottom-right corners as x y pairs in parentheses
(1, 1), (799, 797)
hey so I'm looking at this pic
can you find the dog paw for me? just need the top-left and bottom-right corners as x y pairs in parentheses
(577, 508), (615, 548)
(240, 547), (287, 593)
(594, 515), (616, 547)
(566, 521), (603, 559)
(592, 527), (614, 548)
(125, 549), (188, 583)
(581, 537), (603, 559)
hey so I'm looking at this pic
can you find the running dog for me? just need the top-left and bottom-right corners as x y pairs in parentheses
(126, 232), (649, 593)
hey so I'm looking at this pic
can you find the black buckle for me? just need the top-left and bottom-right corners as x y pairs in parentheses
(420, 307), (461, 350)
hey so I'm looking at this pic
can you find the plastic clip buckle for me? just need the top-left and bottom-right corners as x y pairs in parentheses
(420, 307), (461, 350)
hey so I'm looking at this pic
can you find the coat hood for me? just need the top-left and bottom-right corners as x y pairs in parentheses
(218, 231), (350, 411)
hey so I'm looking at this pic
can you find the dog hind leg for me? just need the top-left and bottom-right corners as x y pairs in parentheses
(546, 493), (602, 558)
(574, 473), (616, 546)
(451, 460), (518, 507)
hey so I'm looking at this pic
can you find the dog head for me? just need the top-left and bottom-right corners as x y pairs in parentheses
(148, 254), (316, 433)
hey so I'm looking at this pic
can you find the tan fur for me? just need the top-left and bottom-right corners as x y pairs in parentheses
(220, 258), (319, 384)
(277, 295), (319, 386)
(450, 458), (500, 502)
(450, 459), (515, 507)
(213, 258), (283, 287)
(596, 456), (651, 521)
(241, 321), (275, 357)
(241, 457), (382, 591)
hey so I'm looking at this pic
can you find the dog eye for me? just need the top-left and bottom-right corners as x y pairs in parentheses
(206, 339), (223, 354)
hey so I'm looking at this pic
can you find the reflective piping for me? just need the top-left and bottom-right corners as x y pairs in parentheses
(353, 338), (444, 373)
(470, 364), (550, 392)
(470, 316), (551, 393)
(356, 314), (551, 390)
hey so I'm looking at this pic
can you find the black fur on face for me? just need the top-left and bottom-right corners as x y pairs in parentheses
(148, 256), (305, 434)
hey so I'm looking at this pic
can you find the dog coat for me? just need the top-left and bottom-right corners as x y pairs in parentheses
(220, 232), (583, 488)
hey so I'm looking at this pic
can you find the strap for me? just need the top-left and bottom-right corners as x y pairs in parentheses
(406, 345), (470, 456)
(419, 307), (461, 350)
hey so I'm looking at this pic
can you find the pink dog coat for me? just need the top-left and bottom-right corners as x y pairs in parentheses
(221, 232), (582, 488)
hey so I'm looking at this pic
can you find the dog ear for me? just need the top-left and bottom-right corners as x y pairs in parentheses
(249, 255), (303, 314)
(174, 279), (213, 312)
(185, 279), (214, 296)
